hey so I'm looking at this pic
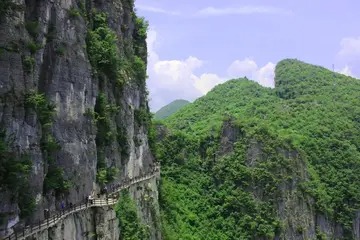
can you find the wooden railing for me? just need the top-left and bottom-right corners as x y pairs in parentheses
(2, 166), (160, 240)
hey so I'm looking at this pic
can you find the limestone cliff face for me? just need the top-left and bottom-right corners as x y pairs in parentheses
(220, 121), (360, 239)
(127, 173), (161, 240)
(25, 176), (162, 240)
(27, 207), (119, 240)
(0, 0), (159, 238)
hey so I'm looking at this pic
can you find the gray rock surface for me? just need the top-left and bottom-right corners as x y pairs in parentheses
(128, 172), (161, 240)
(0, 0), (159, 239)
(25, 207), (118, 240)
(219, 120), (360, 239)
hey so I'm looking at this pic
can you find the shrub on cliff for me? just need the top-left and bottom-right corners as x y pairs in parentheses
(116, 190), (150, 240)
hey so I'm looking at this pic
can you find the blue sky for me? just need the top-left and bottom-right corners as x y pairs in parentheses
(135, 0), (360, 111)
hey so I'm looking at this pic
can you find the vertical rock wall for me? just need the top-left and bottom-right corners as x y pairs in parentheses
(0, 0), (159, 238)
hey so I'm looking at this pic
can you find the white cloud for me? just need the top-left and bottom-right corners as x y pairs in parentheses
(147, 29), (159, 64)
(147, 30), (205, 110)
(338, 37), (360, 57)
(136, 4), (180, 16)
(227, 59), (275, 87)
(339, 65), (352, 76)
(146, 30), (275, 111)
(194, 73), (226, 95)
(335, 65), (355, 78)
(153, 57), (203, 87)
(227, 58), (258, 78)
(196, 6), (292, 17)
(335, 37), (360, 78)
(148, 54), (224, 110)
(255, 62), (276, 87)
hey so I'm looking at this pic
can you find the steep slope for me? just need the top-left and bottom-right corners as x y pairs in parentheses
(156, 59), (360, 239)
(0, 0), (160, 239)
(154, 99), (190, 120)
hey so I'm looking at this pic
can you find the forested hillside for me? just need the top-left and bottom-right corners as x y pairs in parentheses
(154, 99), (190, 120)
(155, 59), (360, 239)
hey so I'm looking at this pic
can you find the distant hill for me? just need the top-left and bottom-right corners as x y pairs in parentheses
(156, 59), (360, 239)
(154, 99), (190, 120)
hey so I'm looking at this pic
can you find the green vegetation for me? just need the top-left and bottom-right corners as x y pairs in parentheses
(25, 92), (67, 196)
(86, 11), (148, 87)
(26, 92), (55, 141)
(117, 126), (129, 157)
(316, 228), (327, 240)
(54, 43), (66, 56)
(86, 8), (150, 181)
(0, 0), (23, 17)
(94, 93), (119, 146)
(0, 131), (35, 217)
(45, 23), (56, 42)
(96, 167), (118, 185)
(22, 56), (35, 73)
(0, 0), (13, 16)
(43, 167), (71, 194)
(25, 21), (39, 38)
(77, 1), (86, 18)
(27, 41), (42, 55)
(154, 99), (190, 120)
(147, 121), (159, 157)
(133, 16), (148, 60)
(134, 107), (151, 127)
(18, 188), (36, 218)
(124, 0), (135, 10)
(25, 92), (58, 159)
(68, 6), (81, 18)
(116, 190), (150, 240)
(131, 55), (147, 85)
(134, 105), (152, 149)
(94, 93), (120, 184)
(84, 6), (150, 183)
(156, 59), (360, 239)
(134, 17), (148, 41)
(87, 12), (122, 82)
(132, 16), (148, 87)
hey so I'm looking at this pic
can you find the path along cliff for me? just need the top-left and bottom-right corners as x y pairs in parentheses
(4, 166), (160, 240)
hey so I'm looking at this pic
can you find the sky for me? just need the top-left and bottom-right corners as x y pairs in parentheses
(134, 0), (360, 111)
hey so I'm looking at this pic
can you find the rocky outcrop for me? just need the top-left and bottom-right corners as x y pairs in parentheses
(127, 171), (161, 240)
(28, 208), (97, 240)
(93, 207), (119, 240)
(219, 120), (359, 239)
(219, 118), (243, 156)
(0, 0), (158, 238)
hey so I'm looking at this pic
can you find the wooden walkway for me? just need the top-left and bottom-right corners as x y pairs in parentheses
(2, 167), (160, 240)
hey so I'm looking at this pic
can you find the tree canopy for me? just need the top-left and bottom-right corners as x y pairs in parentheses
(155, 59), (360, 239)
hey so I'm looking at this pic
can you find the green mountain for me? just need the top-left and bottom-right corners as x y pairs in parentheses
(154, 99), (190, 120)
(155, 59), (360, 239)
